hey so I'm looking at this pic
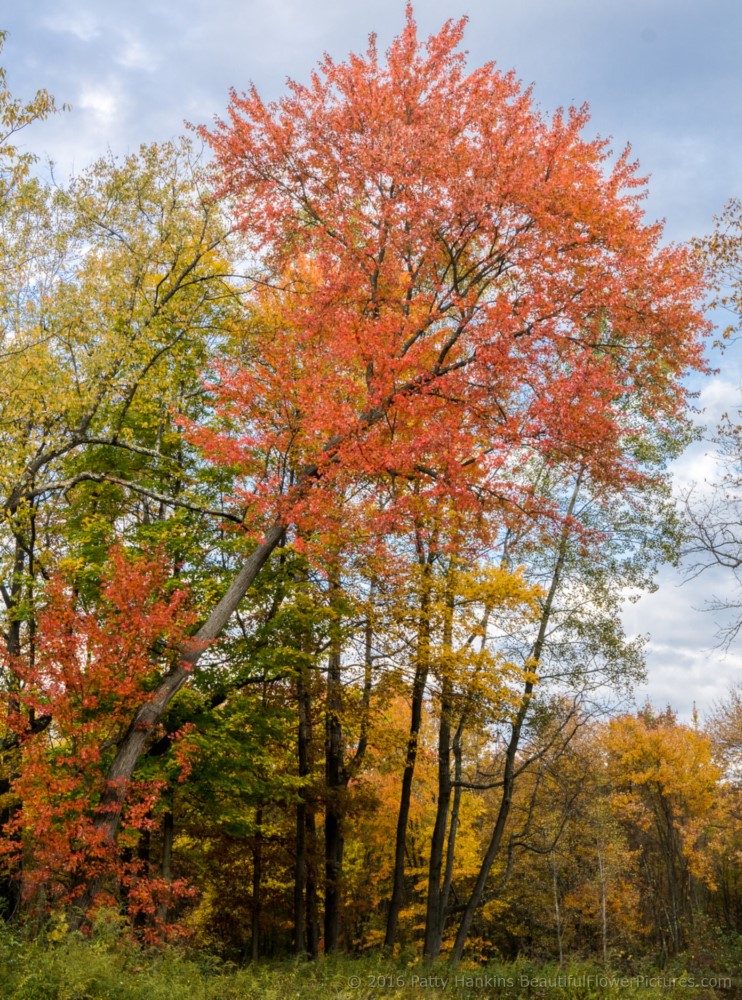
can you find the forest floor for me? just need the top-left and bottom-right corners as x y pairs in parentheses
(0, 920), (739, 999)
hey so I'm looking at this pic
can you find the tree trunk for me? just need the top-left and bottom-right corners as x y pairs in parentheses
(449, 720), (522, 964)
(449, 471), (583, 965)
(296, 645), (320, 959)
(384, 557), (432, 952)
(250, 807), (263, 962)
(439, 716), (465, 929)
(552, 859), (563, 967)
(68, 525), (286, 927)
(156, 807), (174, 925)
(423, 692), (451, 961)
(423, 575), (454, 961)
(306, 807), (320, 959)
(323, 802), (343, 952)
(0, 536), (26, 920)
(597, 843), (608, 965)
(294, 663), (311, 955)
(324, 577), (345, 953)
(294, 796), (306, 956)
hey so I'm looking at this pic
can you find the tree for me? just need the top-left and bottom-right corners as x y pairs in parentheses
(684, 199), (742, 646)
(0, 135), (240, 677)
(0, 548), (196, 927)
(445, 445), (669, 963)
(703, 686), (742, 938)
(0, 30), (63, 199)
(603, 707), (721, 957)
(494, 715), (644, 964)
(68, 5), (706, 924)
(420, 557), (541, 960)
(0, 132), (247, 920)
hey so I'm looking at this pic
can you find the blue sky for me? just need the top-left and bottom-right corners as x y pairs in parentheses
(3, 0), (741, 717)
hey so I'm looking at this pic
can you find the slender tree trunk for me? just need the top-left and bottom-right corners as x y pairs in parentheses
(324, 577), (345, 953)
(439, 715), (465, 927)
(449, 471), (583, 965)
(423, 696), (451, 960)
(322, 575), (378, 954)
(138, 826), (151, 867)
(552, 859), (563, 967)
(0, 774), (19, 921)
(385, 557), (432, 951)
(323, 804), (344, 952)
(659, 797), (685, 954)
(449, 721), (522, 965)
(294, 663), (311, 955)
(297, 637), (320, 960)
(294, 797), (306, 955)
(132, 825), (152, 929)
(68, 525), (285, 927)
(306, 807), (320, 959)
(0, 536), (26, 920)
(597, 843), (608, 965)
(423, 576), (454, 961)
(250, 807), (263, 962)
(384, 677), (428, 951)
(156, 807), (174, 925)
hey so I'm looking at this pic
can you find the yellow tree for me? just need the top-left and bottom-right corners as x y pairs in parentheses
(0, 137), (241, 683)
(0, 31), (62, 198)
(603, 707), (721, 956)
(422, 558), (542, 960)
(704, 687), (742, 935)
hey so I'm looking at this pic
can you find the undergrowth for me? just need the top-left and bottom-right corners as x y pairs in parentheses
(0, 913), (737, 999)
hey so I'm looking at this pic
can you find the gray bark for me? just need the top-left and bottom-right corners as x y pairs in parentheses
(68, 524), (285, 925)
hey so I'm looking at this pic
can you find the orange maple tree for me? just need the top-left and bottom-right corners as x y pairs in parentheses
(194, 5), (707, 543)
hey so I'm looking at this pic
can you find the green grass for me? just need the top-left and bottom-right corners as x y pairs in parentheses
(0, 919), (736, 999)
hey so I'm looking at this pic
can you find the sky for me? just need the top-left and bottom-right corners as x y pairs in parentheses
(2, 0), (741, 719)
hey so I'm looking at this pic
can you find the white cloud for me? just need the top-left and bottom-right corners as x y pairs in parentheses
(41, 10), (100, 43)
(116, 33), (155, 72)
(698, 370), (740, 422)
(633, 641), (742, 720)
(77, 85), (119, 121)
(672, 446), (721, 494)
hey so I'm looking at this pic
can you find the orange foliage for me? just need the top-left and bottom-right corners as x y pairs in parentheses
(1, 548), (197, 928)
(193, 5), (708, 558)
